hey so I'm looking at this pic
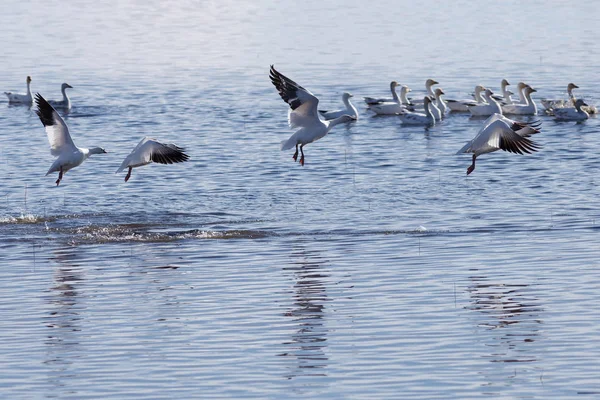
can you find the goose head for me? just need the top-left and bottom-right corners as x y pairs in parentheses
(574, 98), (588, 109)
(501, 79), (510, 88)
(390, 81), (399, 90)
(342, 92), (353, 100)
(567, 83), (579, 91)
(524, 86), (537, 95)
(517, 82), (527, 91)
(26, 76), (32, 84)
(425, 79), (438, 87)
(62, 83), (73, 90)
(434, 88), (445, 97)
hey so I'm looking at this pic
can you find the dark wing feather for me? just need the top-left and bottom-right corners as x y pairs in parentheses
(269, 65), (308, 110)
(150, 143), (190, 165)
(498, 130), (541, 155)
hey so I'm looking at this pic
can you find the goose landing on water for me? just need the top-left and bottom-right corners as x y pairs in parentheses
(456, 113), (541, 175)
(34, 93), (106, 186)
(269, 65), (354, 166)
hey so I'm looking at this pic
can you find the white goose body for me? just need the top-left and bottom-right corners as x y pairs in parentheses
(368, 85), (412, 115)
(553, 99), (589, 121)
(34, 93), (106, 185)
(457, 113), (541, 174)
(502, 86), (537, 115)
(468, 89), (503, 117)
(5, 76), (32, 105)
(48, 83), (73, 110)
(116, 137), (189, 181)
(270, 65), (354, 166)
(398, 97), (435, 126)
(446, 85), (485, 112)
(319, 92), (358, 120)
(541, 82), (578, 111)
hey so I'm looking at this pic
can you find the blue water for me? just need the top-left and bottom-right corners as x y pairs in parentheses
(2, 1), (600, 398)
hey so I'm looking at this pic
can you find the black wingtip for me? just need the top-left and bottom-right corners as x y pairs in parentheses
(34, 93), (55, 127)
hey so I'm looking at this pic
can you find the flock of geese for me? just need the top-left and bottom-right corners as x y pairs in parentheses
(4, 76), (190, 185)
(268, 65), (595, 174)
(3, 68), (597, 184)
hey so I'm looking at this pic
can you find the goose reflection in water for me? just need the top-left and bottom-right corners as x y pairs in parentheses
(43, 247), (85, 387)
(279, 249), (330, 379)
(467, 273), (544, 364)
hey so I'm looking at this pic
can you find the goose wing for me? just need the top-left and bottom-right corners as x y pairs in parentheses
(34, 93), (76, 156)
(269, 65), (320, 129)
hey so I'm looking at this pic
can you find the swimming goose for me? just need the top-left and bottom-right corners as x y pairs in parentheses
(491, 79), (514, 104)
(541, 83), (578, 111)
(468, 88), (503, 117)
(269, 65), (354, 166)
(515, 82), (529, 105)
(446, 85), (485, 112)
(553, 99), (589, 121)
(434, 88), (447, 115)
(34, 93), (107, 186)
(319, 92), (358, 120)
(364, 81), (401, 105)
(368, 85), (412, 115)
(4, 76), (32, 105)
(398, 97), (435, 126)
(457, 113), (541, 175)
(48, 83), (73, 110)
(502, 86), (537, 115)
(116, 137), (190, 182)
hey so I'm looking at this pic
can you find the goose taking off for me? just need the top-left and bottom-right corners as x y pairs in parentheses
(319, 92), (358, 120)
(457, 113), (541, 175)
(5, 76), (32, 105)
(116, 137), (190, 182)
(269, 65), (354, 166)
(48, 83), (73, 110)
(34, 93), (107, 186)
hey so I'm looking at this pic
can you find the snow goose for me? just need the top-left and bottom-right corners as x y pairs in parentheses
(553, 99), (589, 121)
(428, 96), (443, 121)
(4, 76), (32, 105)
(34, 93), (107, 186)
(116, 137), (189, 182)
(541, 82), (578, 111)
(269, 65), (354, 166)
(491, 79), (514, 104)
(446, 85), (485, 112)
(48, 83), (73, 110)
(434, 88), (447, 116)
(398, 97), (435, 126)
(319, 92), (358, 120)
(368, 85), (412, 115)
(364, 81), (400, 105)
(457, 113), (541, 175)
(502, 86), (537, 115)
(468, 88), (503, 117)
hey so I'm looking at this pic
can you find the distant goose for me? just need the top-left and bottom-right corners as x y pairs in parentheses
(541, 82), (578, 111)
(4, 76), (32, 105)
(515, 82), (529, 105)
(34, 93), (107, 185)
(502, 86), (537, 115)
(553, 99), (589, 121)
(368, 85), (412, 115)
(269, 65), (354, 166)
(48, 83), (73, 110)
(398, 97), (435, 126)
(490, 79), (514, 104)
(457, 113), (541, 175)
(116, 137), (189, 182)
(428, 96), (443, 121)
(446, 85), (485, 112)
(319, 92), (358, 120)
(542, 83), (597, 115)
(364, 81), (401, 105)
(468, 88), (503, 117)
